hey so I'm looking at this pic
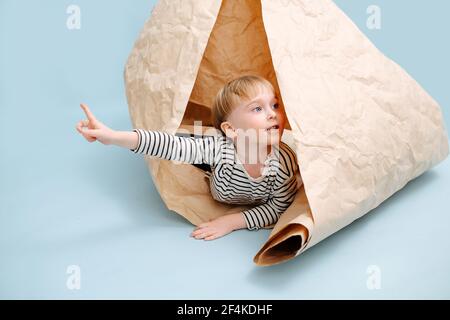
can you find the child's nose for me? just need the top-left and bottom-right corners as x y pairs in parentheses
(266, 108), (276, 119)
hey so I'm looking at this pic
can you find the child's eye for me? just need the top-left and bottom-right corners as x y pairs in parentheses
(272, 103), (279, 109)
(252, 106), (262, 112)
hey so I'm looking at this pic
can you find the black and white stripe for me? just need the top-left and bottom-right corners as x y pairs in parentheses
(131, 129), (302, 230)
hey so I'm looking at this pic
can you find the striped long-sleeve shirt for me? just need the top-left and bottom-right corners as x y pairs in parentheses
(130, 129), (303, 230)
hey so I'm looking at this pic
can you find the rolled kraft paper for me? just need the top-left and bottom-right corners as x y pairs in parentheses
(124, 0), (449, 266)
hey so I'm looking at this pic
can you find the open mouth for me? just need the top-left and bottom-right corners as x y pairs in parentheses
(266, 125), (279, 131)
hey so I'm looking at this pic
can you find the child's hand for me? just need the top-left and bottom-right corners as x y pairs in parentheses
(190, 213), (246, 241)
(76, 103), (117, 145)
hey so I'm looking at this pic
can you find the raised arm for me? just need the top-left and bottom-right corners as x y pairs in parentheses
(130, 128), (218, 166)
(76, 103), (120, 145)
(76, 103), (219, 166)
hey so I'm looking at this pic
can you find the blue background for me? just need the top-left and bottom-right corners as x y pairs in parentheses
(1, 0), (449, 299)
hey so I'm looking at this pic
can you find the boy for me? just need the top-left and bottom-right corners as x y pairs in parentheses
(76, 75), (302, 240)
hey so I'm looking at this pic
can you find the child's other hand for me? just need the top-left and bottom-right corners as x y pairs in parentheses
(76, 103), (117, 145)
(190, 215), (239, 241)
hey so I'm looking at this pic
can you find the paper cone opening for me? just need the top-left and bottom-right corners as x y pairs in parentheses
(253, 223), (309, 266)
(174, 0), (314, 259)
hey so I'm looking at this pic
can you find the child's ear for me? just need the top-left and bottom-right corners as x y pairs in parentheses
(220, 121), (236, 139)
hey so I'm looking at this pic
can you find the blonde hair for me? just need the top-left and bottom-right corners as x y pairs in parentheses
(211, 75), (276, 132)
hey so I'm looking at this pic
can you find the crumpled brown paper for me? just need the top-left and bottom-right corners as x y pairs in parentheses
(124, 0), (449, 266)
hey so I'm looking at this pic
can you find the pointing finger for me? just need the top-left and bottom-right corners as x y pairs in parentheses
(80, 103), (97, 123)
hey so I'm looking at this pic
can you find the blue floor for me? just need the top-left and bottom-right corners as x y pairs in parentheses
(1, 0), (449, 299)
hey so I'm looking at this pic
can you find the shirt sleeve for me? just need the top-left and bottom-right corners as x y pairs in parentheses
(241, 142), (303, 230)
(241, 173), (300, 230)
(130, 129), (219, 166)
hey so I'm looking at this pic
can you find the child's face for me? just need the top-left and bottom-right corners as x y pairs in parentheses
(221, 89), (287, 146)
